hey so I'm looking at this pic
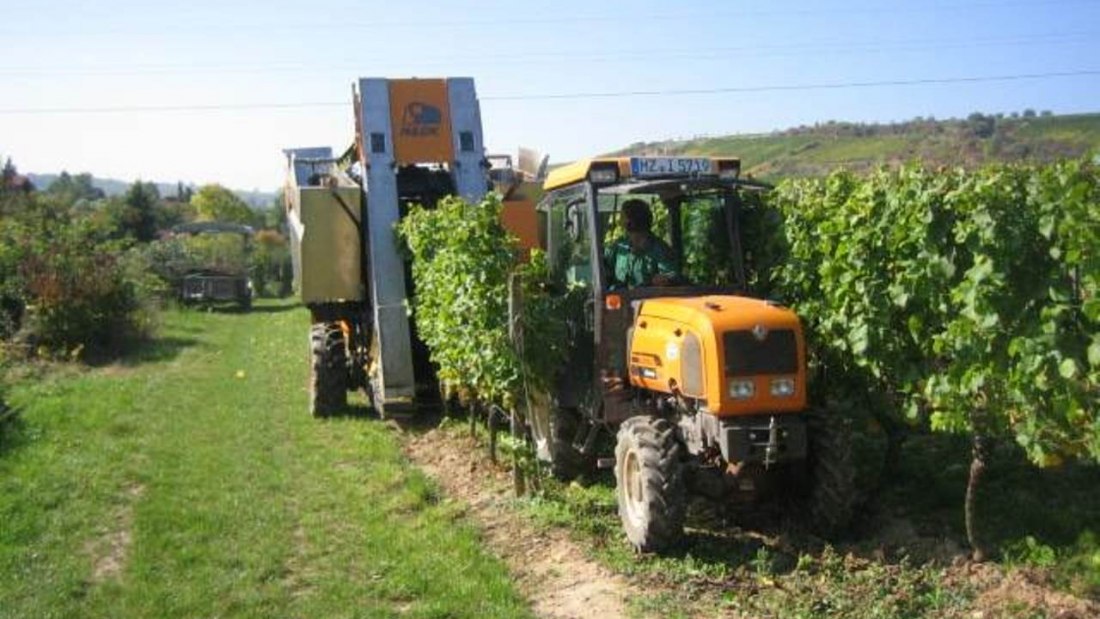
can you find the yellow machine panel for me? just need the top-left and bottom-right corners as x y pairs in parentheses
(628, 295), (807, 416)
(501, 200), (539, 254)
(543, 156), (740, 191)
(291, 187), (365, 304)
(388, 79), (455, 164)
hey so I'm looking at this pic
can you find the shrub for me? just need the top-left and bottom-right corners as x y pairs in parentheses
(745, 159), (1099, 555)
(398, 194), (567, 406)
(1, 199), (158, 360)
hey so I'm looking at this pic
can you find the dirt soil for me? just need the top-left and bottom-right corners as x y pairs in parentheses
(403, 426), (644, 619)
(87, 483), (144, 583)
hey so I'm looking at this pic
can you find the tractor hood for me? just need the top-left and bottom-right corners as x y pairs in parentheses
(629, 295), (807, 416)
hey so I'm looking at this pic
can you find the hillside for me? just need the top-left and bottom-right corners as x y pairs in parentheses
(613, 112), (1100, 180)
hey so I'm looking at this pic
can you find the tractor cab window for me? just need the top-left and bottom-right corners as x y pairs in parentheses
(595, 184), (741, 289)
(543, 186), (593, 287)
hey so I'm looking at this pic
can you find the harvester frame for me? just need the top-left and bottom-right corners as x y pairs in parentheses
(285, 77), (541, 418)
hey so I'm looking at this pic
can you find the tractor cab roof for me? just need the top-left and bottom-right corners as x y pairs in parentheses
(543, 156), (745, 192)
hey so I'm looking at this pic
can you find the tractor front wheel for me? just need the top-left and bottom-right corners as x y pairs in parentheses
(309, 322), (347, 417)
(614, 416), (686, 553)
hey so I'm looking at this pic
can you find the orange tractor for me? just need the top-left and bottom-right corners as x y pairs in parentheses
(521, 156), (854, 551)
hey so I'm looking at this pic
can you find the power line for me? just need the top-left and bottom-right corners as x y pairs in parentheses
(0, 101), (349, 115)
(1, 69), (1097, 115)
(2, 0), (1097, 35)
(2, 31), (1095, 78)
(482, 70), (1100, 101)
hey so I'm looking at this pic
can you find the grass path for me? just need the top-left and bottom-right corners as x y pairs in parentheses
(0, 301), (531, 619)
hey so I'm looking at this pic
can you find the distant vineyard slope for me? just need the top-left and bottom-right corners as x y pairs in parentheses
(611, 111), (1100, 180)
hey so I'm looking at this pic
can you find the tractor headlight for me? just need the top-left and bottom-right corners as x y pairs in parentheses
(728, 379), (755, 400)
(770, 377), (796, 397)
(717, 159), (741, 180)
(588, 166), (618, 185)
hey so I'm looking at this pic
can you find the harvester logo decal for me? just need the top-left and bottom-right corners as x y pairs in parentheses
(400, 102), (442, 137)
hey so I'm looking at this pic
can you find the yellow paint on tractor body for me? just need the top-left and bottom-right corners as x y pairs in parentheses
(627, 295), (807, 417)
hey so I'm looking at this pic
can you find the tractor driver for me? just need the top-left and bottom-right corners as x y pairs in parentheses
(604, 199), (679, 289)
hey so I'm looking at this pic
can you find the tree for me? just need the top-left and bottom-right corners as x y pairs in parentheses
(1, 157), (16, 186)
(46, 171), (104, 204)
(1, 157), (34, 217)
(122, 180), (161, 242)
(263, 189), (288, 232)
(176, 181), (193, 203)
(191, 184), (255, 225)
(966, 112), (996, 139)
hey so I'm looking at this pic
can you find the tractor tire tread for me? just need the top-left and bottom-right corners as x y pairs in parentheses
(309, 322), (347, 417)
(806, 410), (857, 537)
(615, 416), (686, 553)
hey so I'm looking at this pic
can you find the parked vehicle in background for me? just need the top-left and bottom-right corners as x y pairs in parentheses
(170, 221), (255, 311)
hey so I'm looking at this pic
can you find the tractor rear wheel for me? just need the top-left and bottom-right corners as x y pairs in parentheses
(527, 391), (590, 481)
(614, 416), (685, 553)
(806, 411), (856, 537)
(309, 322), (347, 417)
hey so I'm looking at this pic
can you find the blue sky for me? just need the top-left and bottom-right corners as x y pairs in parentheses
(1, 0), (1098, 191)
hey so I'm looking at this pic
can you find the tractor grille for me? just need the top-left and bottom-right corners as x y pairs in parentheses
(723, 329), (797, 376)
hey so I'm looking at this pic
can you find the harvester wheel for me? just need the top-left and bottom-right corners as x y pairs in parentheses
(806, 410), (856, 537)
(614, 416), (685, 553)
(309, 322), (347, 417)
(527, 392), (589, 481)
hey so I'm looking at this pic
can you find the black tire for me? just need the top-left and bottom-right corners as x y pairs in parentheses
(806, 411), (856, 537)
(309, 322), (347, 417)
(614, 416), (686, 553)
(527, 391), (590, 481)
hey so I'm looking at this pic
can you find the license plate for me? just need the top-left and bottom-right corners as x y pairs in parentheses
(630, 157), (713, 178)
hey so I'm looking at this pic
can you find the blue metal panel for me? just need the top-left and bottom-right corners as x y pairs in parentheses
(358, 78), (416, 405)
(283, 146), (334, 187)
(446, 78), (488, 203)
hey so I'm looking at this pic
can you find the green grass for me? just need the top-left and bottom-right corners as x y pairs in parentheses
(0, 300), (531, 619)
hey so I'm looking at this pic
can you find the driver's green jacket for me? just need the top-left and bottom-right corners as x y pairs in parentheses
(604, 234), (678, 288)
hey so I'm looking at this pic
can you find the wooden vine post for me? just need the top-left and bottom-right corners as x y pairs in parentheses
(507, 271), (527, 496)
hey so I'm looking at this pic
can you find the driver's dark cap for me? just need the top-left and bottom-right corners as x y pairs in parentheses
(621, 199), (652, 233)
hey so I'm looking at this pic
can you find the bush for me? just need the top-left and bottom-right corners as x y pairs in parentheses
(0, 198), (158, 360)
(398, 194), (567, 406)
(754, 160), (1099, 466)
(744, 159), (1099, 555)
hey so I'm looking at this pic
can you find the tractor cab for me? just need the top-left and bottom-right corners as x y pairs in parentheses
(542, 156), (748, 292)
(537, 157), (789, 421)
